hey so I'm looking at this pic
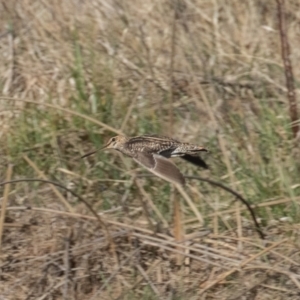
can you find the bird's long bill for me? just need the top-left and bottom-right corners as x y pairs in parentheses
(80, 144), (108, 159)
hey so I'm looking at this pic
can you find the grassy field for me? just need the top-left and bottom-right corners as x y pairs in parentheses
(1, 0), (300, 299)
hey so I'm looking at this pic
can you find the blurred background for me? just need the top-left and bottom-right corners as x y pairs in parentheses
(1, 1), (300, 299)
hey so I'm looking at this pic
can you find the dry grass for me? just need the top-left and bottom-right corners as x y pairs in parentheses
(1, 0), (300, 299)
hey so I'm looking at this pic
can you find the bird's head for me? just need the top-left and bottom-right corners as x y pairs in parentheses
(103, 135), (127, 150)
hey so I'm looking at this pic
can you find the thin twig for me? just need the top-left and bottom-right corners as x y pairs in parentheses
(186, 176), (264, 239)
(138, 174), (265, 239)
(188, 185), (232, 231)
(175, 183), (204, 225)
(276, 0), (299, 139)
(116, 260), (161, 299)
(136, 263), (162, 299)
(168, 0), (179, 136)
(0, 164), (13, 253)
(2, 29), (14, 95)
(135, 178), (169, 228)
(120, 79), (145, 132)
(173, 189), (184, 265)
(63, 229), (72, 300)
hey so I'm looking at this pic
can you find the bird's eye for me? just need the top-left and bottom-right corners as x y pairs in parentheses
(111, 137), (116, 142)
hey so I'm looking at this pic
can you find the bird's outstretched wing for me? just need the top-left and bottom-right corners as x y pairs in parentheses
(133, 152), (185, 185)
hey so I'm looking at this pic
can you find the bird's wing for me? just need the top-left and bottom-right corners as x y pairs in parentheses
(133, 152), (185, 185)
(180, 154), (208, 169)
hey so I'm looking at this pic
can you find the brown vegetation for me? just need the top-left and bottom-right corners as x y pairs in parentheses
(1, 0), (300, 299)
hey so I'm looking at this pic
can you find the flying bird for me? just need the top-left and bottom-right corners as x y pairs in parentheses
(81, 134), (208, 185)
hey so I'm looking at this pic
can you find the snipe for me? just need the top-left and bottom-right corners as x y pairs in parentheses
(81, 134), (208, 185)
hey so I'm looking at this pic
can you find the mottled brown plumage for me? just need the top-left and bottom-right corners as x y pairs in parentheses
(81, 134), (208, 185)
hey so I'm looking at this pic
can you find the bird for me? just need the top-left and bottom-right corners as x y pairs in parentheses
(81, 134), (208, 185)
